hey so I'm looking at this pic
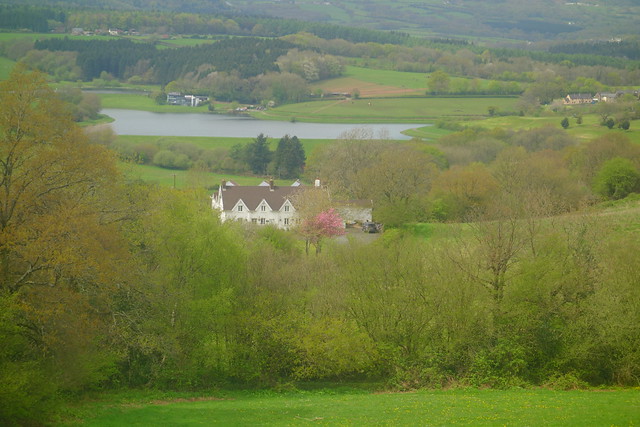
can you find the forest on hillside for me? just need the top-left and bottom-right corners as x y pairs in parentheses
(3, 0), (639, 41)
(2, 66), (640, 426)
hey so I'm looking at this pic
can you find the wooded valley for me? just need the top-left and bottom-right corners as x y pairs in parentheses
(0, 2), (639, 425)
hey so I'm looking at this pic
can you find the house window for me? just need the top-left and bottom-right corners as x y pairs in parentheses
(261, 205), (266, 212)
(260, 218), (266, 225)
(284, 218), (289, 226)
(251, 218), (257, 223)
(237, 205), (243, 212)
(284, 205), (290, 212)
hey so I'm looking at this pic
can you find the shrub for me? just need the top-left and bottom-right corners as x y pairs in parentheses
(593, 157), (640, 200)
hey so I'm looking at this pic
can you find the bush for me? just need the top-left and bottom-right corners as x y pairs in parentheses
(543, 373), (588, 390)
(593, 157), (640, 200)
(153, 150), (191, 169)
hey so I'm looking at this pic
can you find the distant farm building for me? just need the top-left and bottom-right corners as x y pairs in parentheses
(166, 92), (209, 106)
(563, 93), (593, 105)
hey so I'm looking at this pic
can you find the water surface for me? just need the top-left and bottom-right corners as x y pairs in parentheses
(102, 109), (425, 140)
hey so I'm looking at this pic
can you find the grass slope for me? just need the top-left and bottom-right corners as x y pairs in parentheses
(0, 56), (15, 80)
(62, 389), (640, 426)
(121, 163), (299, 189)
(255, 97), (518, 123)
(99, 93), (210, 113)
(463, 114), (640, 145)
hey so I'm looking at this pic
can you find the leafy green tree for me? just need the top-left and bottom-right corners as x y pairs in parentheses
(561, 117), (569, 129)
(272, 134), (305, 178)
(618, 119), (630, 130)
(604, 117), (616, 129)
(593, 157), (640, 200)
(427, 70), (450, 95)
(0, 64), (137, 424)
(246, 133), (273, 175)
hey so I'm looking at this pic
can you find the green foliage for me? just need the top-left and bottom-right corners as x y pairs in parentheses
(604, 117), (616, 129)
(561, 117), (569, 129)
(245, 133), (273, 175)
(618, 119), (630, 130)
(272, 134), (305, 179)
(427, 70), (450, 95)
(593, 157), (640, 200)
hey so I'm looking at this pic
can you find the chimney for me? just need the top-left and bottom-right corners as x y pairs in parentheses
(269, 178), (275, 191)
(314, 178), (321, 187)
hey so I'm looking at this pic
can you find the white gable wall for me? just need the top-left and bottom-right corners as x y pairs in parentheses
(222, 198), (297, 229)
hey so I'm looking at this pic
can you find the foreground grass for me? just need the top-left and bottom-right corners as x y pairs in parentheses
(59, 388), (640, 426)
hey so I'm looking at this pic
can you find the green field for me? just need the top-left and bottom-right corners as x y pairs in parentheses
(0, 56), (15, 80)
(115, 135), (335, 188)
(115, 135), (332, 155)
(121, 163), (298, 189)
(464, 114), (640, 144)
(312, 66), (516, 99)
(61, 389), (640, 426)
(99, 93), (210, 113)
(254, 97), (519, 123)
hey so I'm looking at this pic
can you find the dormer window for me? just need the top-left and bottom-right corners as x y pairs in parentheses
(284, 205), (290, 212)
(237, 205), (243, 212)
(261, 205), (266, 211)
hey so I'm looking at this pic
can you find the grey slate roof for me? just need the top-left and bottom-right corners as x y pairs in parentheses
(220, 184), (301, 211)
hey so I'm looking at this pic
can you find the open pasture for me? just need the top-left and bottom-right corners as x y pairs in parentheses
(115, 135), (331, 155)
(0, 57), (15, 80)
(256, 96), (518, 123)
(99, 93), (210, 113)
(64, 388), (640, 426)
(311, 66), (429, 97)
(463, 114), (640, 144)
(120, 163), (286, 189)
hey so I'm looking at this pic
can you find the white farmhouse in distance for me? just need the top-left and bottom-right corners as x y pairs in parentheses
(211, 179), (302, 229)
(212, 179), (374, 230)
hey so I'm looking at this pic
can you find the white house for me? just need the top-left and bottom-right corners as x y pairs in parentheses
(212, 179), (374, 230)
(212, 179), (302, 229)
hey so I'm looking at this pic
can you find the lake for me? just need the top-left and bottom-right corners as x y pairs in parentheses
(102, 109), (425, 140)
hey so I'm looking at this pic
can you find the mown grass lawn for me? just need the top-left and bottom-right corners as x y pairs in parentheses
(60, 388), (640, 426)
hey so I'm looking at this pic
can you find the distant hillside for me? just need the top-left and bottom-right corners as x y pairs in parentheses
(0, 0), (638, 43)
(0, 0), (231, 14)
(224, 0), (640, 42)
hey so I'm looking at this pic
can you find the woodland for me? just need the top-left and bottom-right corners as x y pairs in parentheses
(0, 2), (639, 426)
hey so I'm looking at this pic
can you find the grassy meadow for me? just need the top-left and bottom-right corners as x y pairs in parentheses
(116, 135), (331, 155)
(121, 163), (279, 188)
(254, 97), (519, 123)
(99, 93), (210, 113)
(313, 66), (519, 99)
(115, 135), (334, 188)
(0, 56), (15, 80)
(60, 388), (640, 426)
(463, 114), (640, 144)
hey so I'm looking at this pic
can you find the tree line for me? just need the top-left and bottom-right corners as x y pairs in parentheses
(109, 132), (306, 179)
(0, 5), (65, 33)
(33, 37), (294, 83)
